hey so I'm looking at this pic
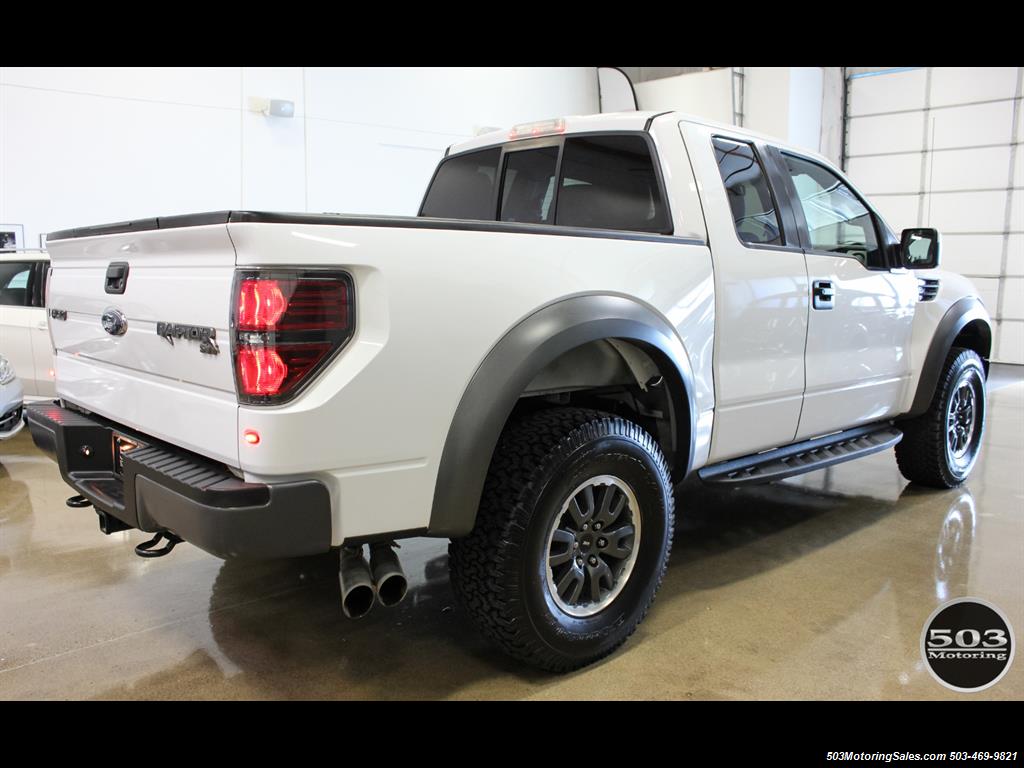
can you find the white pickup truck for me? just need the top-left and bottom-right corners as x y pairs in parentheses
(27, 111), (992, 671)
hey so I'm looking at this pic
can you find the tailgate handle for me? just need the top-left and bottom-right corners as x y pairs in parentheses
(105, 262), (130, 294)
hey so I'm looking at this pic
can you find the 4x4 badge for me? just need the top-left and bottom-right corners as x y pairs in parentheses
(156, 322), (220, 355)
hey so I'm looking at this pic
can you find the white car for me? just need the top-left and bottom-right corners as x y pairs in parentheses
(27, 111), (991, 670)
(0, 354), (25, 440)
(0, 251), (55, 399)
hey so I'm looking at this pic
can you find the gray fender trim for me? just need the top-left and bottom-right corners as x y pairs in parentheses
(904, 296), (992, 419)
(428, 294), (697, 538)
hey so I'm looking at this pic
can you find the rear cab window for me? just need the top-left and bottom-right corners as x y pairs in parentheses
(419, 148), (501, 220)
(420, 133), (671, 235)
(557, 135), (669, 233)
(500, 146), (559, 224)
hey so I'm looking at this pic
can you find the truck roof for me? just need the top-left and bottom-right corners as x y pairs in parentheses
(0, 250), (48, 261)
(448, 110), (832, 166)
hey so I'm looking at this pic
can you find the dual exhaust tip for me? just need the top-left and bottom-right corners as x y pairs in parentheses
(339, 542), (408, 619)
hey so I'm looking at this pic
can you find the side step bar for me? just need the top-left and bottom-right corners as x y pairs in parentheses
(698, 423), (903, 486)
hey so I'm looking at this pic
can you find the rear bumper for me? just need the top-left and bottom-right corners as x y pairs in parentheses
(0, 404), (24, 440)
(25, 402), (332, 559)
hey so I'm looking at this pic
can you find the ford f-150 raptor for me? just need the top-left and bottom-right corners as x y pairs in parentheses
(27, 111), (992, 671)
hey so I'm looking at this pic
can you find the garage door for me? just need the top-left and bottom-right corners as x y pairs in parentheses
(844, 66), (1023, 364)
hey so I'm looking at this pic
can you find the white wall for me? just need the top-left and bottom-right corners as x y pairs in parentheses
(0, 67), (599, 246)
(744, 67), (792, 141)
(786, 67), (824, 154)
(819, 68), (846, 166)
(845, 67), (1023, 363)
(634, 68), (734, 124)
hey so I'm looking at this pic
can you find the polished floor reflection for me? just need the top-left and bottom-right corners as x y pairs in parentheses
(1, 369), (1021, 699)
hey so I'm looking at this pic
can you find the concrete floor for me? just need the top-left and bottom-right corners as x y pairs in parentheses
(1, 368), (1021, 700)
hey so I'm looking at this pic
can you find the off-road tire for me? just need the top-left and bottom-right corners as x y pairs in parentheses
(448, 407), (675, 672)
(896, 347), (986, 488)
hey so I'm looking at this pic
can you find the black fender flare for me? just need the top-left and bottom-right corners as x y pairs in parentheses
(427, 294), (697, 538)
(904, 296), (992, 419)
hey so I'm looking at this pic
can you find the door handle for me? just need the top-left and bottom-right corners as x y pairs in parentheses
(812, 280), (835, 310)
(36, 320), (49, 330)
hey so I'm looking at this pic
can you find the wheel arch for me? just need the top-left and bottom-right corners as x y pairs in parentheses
(904, 297), (992, 420)
(428, 294), (697, 538)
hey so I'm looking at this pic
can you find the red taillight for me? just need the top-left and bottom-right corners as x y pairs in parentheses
(232, 270), (354, 404)
(237, 279), (288, 330)
(238, 347), (288, 395)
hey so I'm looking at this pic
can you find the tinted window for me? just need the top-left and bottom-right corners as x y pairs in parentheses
(713, 138), (783, 246)
(0, 261), (34, 307)
(556, 135), (669, 233)
(420, 148), (500, 220)
(500, 146), (559, 224)
(784, 154), (881, 266)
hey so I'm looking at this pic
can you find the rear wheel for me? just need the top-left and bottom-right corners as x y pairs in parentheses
(896, 347), (986, 488)
(448, 407), (675, 672)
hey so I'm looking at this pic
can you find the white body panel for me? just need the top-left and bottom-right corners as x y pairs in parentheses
(898, 269), (986, 415)
(796, 257), (917, 439)
(51, 263), (236, 392)
(46, 225), (239, 462)
(55, 353), (239, 465)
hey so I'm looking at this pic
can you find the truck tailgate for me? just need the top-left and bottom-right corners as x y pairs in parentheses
(46, 223), (239, 466)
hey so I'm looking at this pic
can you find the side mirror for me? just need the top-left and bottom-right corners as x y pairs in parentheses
(900, 227), (940, 269)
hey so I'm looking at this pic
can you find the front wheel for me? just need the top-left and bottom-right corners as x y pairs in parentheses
(448, 407), (675, 672)
(896, 347), (986, 488)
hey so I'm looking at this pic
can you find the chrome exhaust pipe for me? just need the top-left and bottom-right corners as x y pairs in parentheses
(339, 546), (375, 619)
(370, 542), (408, 607)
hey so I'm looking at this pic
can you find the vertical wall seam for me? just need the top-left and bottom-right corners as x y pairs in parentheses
(302, 67), (309, 213)
(0, 79), (6, 226)
(926, 116), (936, 225)
(916, 67), (933, 227)
(994, 66), (1024, 358)
(840, 67), (850, 172)
(239, 67), (245, 208)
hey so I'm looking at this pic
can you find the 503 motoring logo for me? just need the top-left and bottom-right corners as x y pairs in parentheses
(921, 597), (1015, 692)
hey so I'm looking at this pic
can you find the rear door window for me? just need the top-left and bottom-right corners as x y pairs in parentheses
(712, 137), (783, 246)
(499, 146), (559, 225)
(556, 135), (669, 233)
(0, 261), (35, 306)
(420, 147), (501, 220)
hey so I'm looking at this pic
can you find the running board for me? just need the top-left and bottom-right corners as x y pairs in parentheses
(698, 423), (903, 486)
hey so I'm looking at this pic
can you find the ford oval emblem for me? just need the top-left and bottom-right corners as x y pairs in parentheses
(101, 308), (128, 336)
